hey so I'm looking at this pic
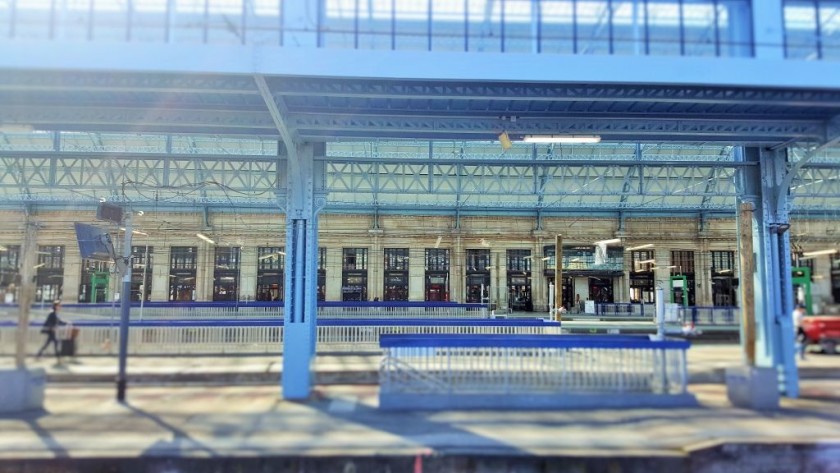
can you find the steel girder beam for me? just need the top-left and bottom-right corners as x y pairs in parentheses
(324, 159), (745, 196)
(1, 193), (839, 215)
(291, 114), (823, 142)
(0, 153), (278, 206)
(1, 152), (838, 213)
(0, 90), (269, 111)
(0, 70), (260, 94)
(254, 74), (299, 151)
(0, 105), (276, 134)
(269, 78), (840, 108)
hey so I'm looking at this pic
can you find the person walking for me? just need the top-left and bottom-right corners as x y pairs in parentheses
(36, 301), (66, 361)
(793, 303), (807, 361)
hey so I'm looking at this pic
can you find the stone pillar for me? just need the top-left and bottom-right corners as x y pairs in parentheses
(495, 249), (507, 310)
(326, 247), (342, 301)
(408, 247), (425, 301)
(368, 229), (383, 301)
(151, 251), (170, 303)
(239, 246), (258, 302)
(196, 242), (214, 301)
(696, 238), (712, 306)
(62, 248), (81, 304)
(531, 235), (546, 312)
(451, 232), (464, 303)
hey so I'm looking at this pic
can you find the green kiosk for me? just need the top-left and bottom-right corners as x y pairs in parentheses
(791, 266), (812, 314)
(670, 275), (689, 307)
(90, 271), (109, 303)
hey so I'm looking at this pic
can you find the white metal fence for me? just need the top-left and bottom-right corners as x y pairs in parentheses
(0, 322), (560, 356)
(379, 335), (693, 409)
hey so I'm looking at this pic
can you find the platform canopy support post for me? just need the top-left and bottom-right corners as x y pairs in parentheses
(280, 142), (326, 400)
(736, 146), (798, 398)
(555, 234), (563, 322)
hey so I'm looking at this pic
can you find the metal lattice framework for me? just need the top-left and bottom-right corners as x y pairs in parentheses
(1, 27), (840, 217)
(1, 146), (839, 215)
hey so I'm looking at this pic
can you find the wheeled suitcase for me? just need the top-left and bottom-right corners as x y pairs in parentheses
(59, 338), (76, 357)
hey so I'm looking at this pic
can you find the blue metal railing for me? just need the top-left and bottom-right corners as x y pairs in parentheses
(594, 302), (653, 317)
(0, 301), (488, 321)
(379, 333), (687, 349)
(681, 306), (738, 326)
(1, 317), (556, 328)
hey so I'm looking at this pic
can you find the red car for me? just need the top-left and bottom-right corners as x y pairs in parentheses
(801, 315), (840, 354)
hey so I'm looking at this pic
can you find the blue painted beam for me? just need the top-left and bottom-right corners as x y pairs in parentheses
(736, 146), (799, 398)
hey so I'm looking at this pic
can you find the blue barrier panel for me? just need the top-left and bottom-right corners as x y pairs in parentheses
(685, 306), (738, 325)
(1, 301), (486, 310)
(4, 318), (559, 329)
(380, 334), (689, 350)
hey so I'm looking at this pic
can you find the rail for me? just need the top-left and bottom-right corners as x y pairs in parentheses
(681, 306), (738, 326)
(0, 302), (740, 330)
(0, 302), (488, 321)
(0, 318), (560, 356)
(379, 334), (695, 409)
(593, 302), (655, 318)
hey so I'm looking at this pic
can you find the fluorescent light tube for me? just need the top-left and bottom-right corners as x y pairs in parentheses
(802, 248), (837, 257)
(120, 227), (148, 236)
(523, 135), (601, 144)
(196, 233), (215, 245)
(627, 244), (654, 251)
(595, 238), (622, 245)
(0, 124), (34, 133)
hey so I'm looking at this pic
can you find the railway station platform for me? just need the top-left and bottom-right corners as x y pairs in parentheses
(1, 345), (839, 472)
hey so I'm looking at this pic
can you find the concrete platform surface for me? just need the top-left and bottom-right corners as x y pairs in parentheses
(1, 345), (838, 472)
(0, 381), (838, 472)
(1, 344), (836, 385)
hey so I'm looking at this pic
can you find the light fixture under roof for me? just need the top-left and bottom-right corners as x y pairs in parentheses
(258, 251), (286, 260)
(196, 233), (215, 245)
(802, 248), (838, 257)
(120, 227), (148, 236)
(522, 135), (601, 144)
(627, 244), (654, 251)
(595, 238), (622, 245)
(0, 124), (34, 133)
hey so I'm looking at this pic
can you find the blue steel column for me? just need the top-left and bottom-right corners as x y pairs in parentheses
(282, 142), (326, 400)
(736, 147), (798, 398)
